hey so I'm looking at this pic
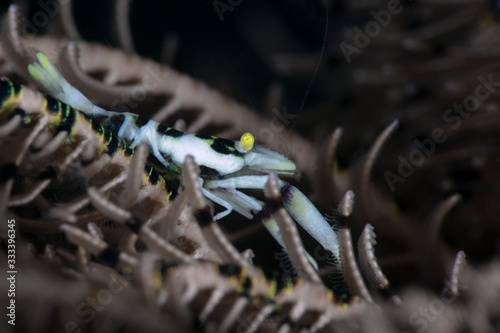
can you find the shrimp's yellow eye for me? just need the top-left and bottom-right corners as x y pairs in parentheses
(238, 132), (254, 152)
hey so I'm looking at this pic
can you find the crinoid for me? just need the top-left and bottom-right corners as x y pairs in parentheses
(0, 68), (384, 332)
(1, 2), (500, 333)
(0, 61), (471, 333)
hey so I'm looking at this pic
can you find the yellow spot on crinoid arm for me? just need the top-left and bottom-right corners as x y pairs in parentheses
(237, 132), (254, 152)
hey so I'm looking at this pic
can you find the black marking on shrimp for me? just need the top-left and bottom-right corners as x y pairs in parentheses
(211, 138), (243, 157)
(199, 165), (220, 179)
(109, 114), (126, 132)
(134, 115), (149, 128)
(158, 124), (184, 138)
(194, 134), (212, 140)
(194, 134), (244, 157)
